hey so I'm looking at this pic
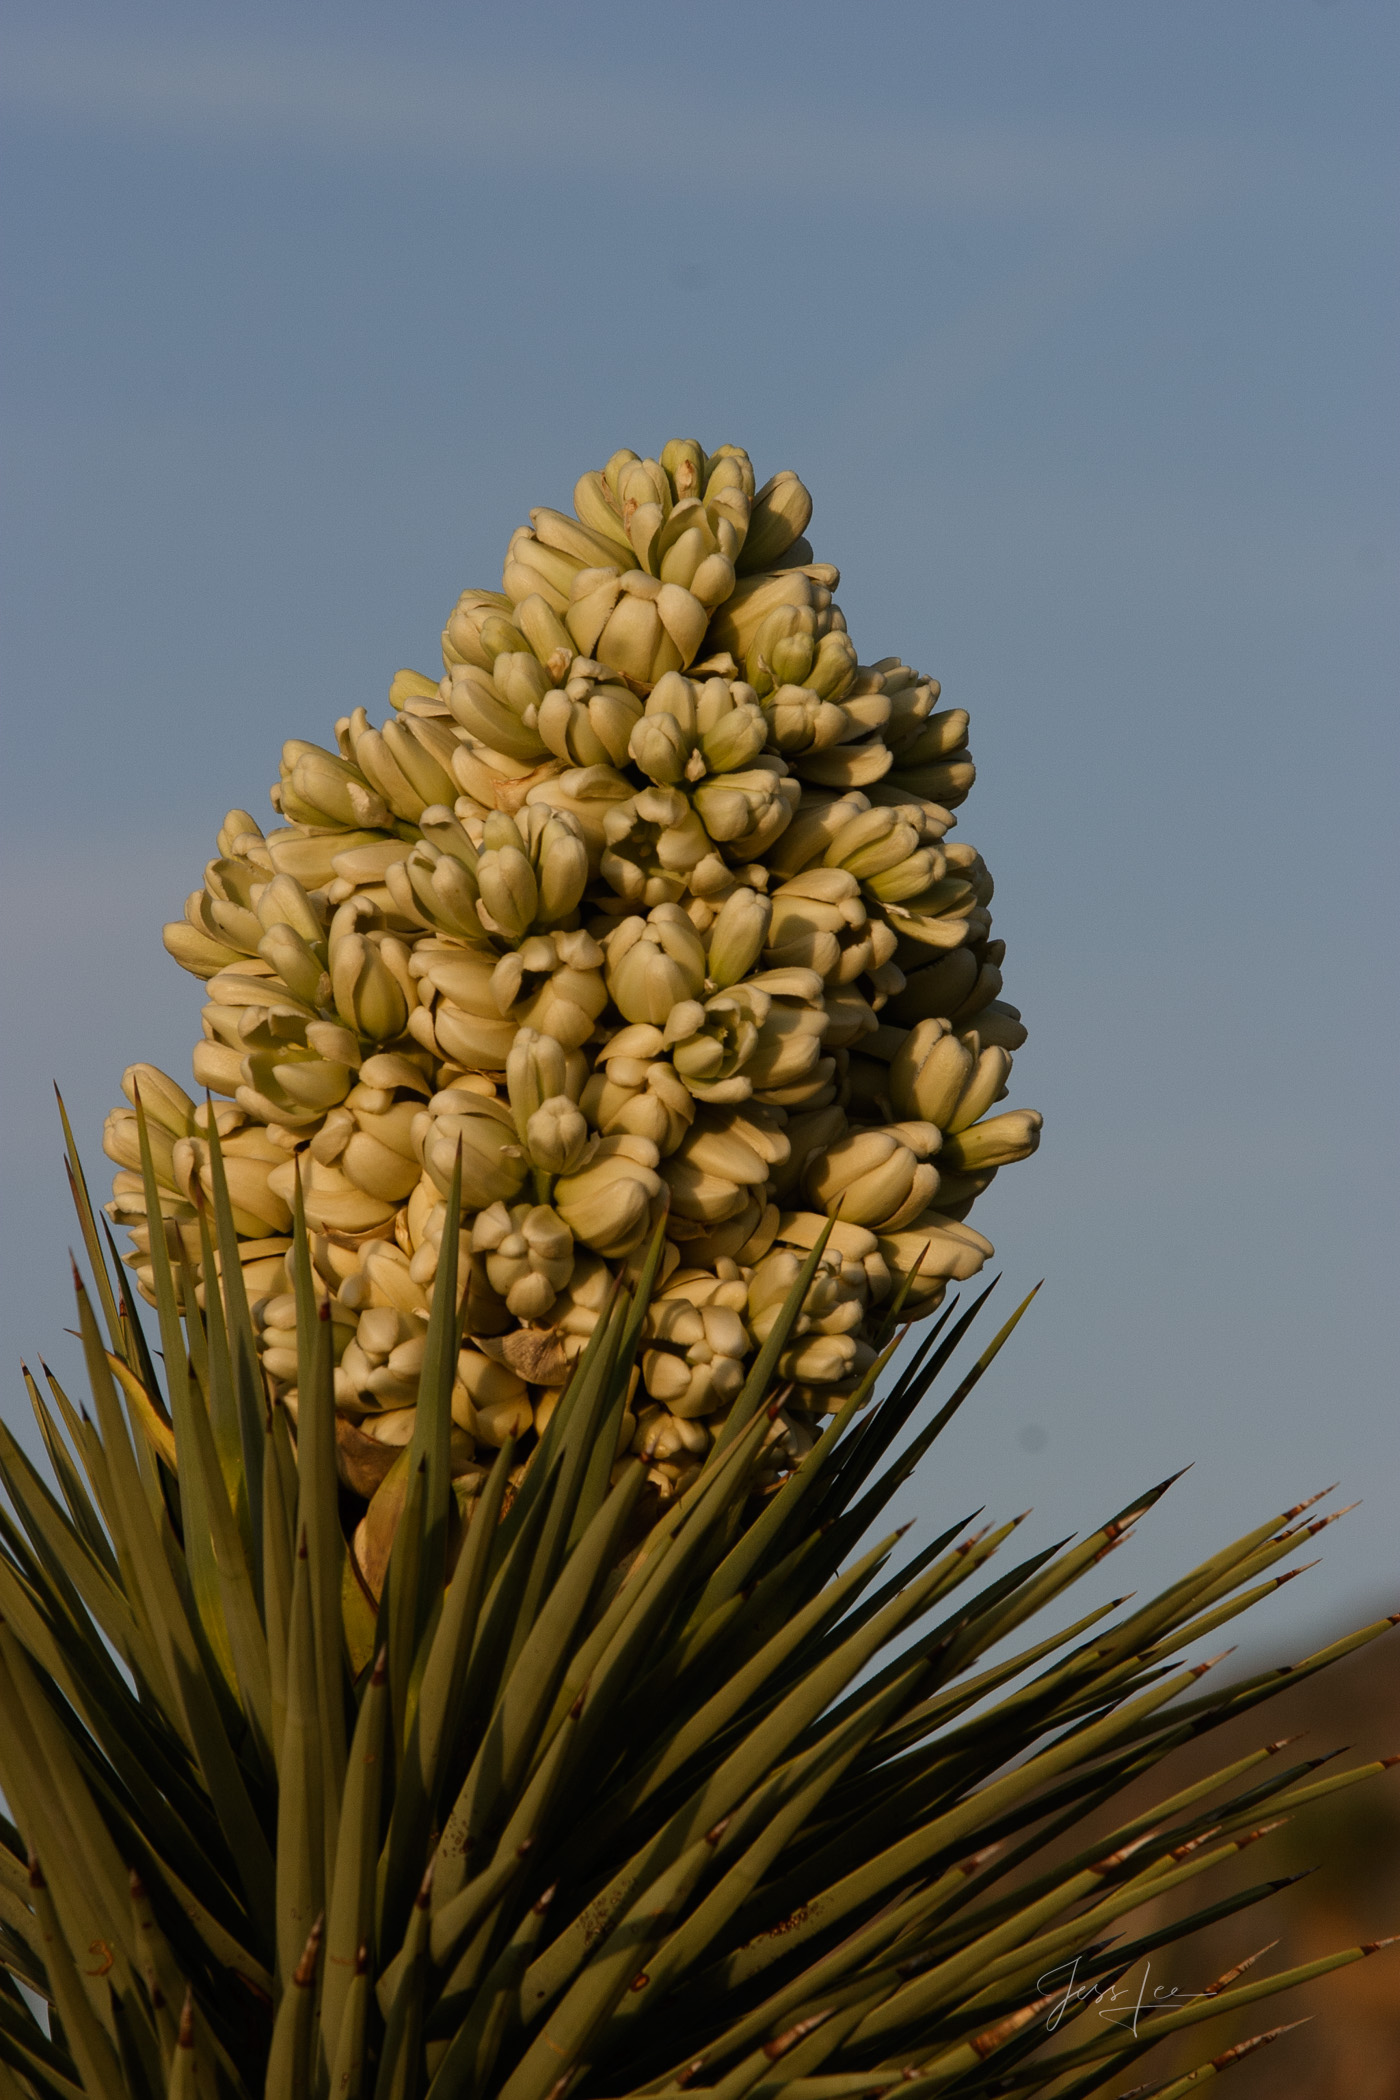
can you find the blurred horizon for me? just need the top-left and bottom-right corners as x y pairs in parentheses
(1, 0), (1396, 1638)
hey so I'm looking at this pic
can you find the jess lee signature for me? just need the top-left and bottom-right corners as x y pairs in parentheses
(1037, 1957), (1212, 2036)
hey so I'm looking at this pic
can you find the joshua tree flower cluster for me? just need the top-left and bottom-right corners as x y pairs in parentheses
(104, 440), (1040, 1511)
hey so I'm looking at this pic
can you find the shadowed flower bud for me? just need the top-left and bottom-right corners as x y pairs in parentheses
(706, 886), (771, 988)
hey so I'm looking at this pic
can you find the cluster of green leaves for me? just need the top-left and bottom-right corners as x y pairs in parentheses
(0, 1096), (1393, 2100)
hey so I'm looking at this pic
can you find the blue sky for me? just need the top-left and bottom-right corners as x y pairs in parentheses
(2, 0), (1396, 1643)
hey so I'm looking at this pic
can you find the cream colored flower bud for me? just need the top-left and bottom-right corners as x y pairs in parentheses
(605, 906), (707, 1024)
(706, 887), (772, 988)
(554, 1134), (664, 1259)
(268, 1152), (387, 1235)
(739, 469), (814, 573)
(535, 815), (589, 923)
(104, 1107), (179, 1186)
(471, 1201), (575, 1319)
(489, 930), (607, 1051)
(452, 1347), (532, 1444)
(877, 1215), (993, 1295)
(629, 712), (693, 786)
(600, 788), (710, 906)
(737, 982), (829, 1091)
(331, 933), (410, 1044)
(536, 679), (642, 770)
(888, 1019), (972, 1126)
(699, 698), (767, 775)
(418, 1093), (527, 1209)
(777, 1332), (856, 1384)
(442, 588), (520, 671)
(444, 663), (546, 765)
(506, 1026), (582, 1137)
(946, 1046), (1012, 1133)
(164, 920), (243, 978)
(939, 1108), (1042, 1172)
(257, 922), (325, 1005)
(475, 821), (540, 938)
(805, 1128), (938, 1230)
(640, 1290), (751, 1418)
(120, 1063), (196, 1139)
(692, 766), (794, 848)
(526, 1096), (589, 1175)
(581, 1054), (694, 1155)
(744, 603), (821, 696)
(279, 742), (391, 830)
(762, 684), (850, 755)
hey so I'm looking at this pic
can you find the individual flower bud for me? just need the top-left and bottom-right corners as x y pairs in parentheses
(267, 1152), (387, 1235)
(506, 1027), (583, 1137)
(777, 1332), (859, 1385)
(490, 930), (607, 1051)
(416, 1092), (527, 1209)
(331, 933), (410, 1044)
(939, 1108), (1042, 1172)
(698, 696), (768, 775)
(666, 983), (770, 1103)
(526, 1096), (590, 1175)
(641, 1298), (752, 1419)
(120, 1063), (196, 1139)
(533, 812), (590, 922)
(470, 1202), (575, 1320)
(888, 1018), (971, 1126)
(629, 711), (694, 787)
(738, 469), (814, 573)
(735, 970), (829, 1092)
(475, 829), (539, 939)
(600, 787), (710, 905)
(537, 676), (643, 770)
(761, 684), (850, 755)
(605, 906), (707, 1024)
(278, 740), (392, 830)
(876, 1215), (993, 1301)
(452, 1347), (533, 1445)
(445, 663), (547, 764)
(706, 886), (772, 988)
(103, 1107), (179, 1187)
(257, 922), (326, 1005)
(419, 945), (518, 1067)
(805, 1127), (939, 1230)
(692, 765), (792, 846)
(442, 588), (520, 671)
(581, 1034), (695, 1154)
(553, 1134), (664, 1259)
(945, 1046), (1012, 1133)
